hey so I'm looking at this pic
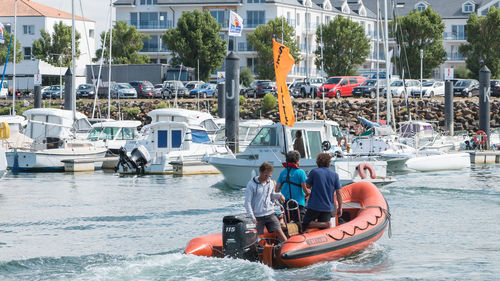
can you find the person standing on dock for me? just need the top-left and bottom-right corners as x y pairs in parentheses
(244, 162), (287, 242)
(302, 153), (343, 230)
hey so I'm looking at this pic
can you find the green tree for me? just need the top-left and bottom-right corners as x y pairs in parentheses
(163, 10), (226, 81)
(32, 21), (80, 67)
(94, 21), (150, 64)
(459, 7), (500, 79)
(390, 7), (446, 78)
(247, 17), (301, 80)
(315, 15), (369, 76)
(240, 67), (254, 87)
(0, 32), (23, 65)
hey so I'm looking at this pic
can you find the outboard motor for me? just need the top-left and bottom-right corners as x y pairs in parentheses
(222, 213), (258, 261)
(130, 145), (151, 174)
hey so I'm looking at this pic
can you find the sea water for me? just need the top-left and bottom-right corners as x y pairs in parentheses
(0, 165), (499, 280)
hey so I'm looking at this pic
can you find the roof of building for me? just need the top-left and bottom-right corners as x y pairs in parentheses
(0, 0), (93, 22)
(363, 0), (494, 19)
(114, 0), (242, 5)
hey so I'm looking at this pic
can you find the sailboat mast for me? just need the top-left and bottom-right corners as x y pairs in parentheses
(107, 0), (112, 120)
(12, 0), (17, 115)
(376, 0), (380, 123)
(383, 0), (391, 126)
(71, 0), (76, 122)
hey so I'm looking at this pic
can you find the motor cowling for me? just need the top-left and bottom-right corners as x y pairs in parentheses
(130, 145), (151, 171)
(222, 213), (258, 261)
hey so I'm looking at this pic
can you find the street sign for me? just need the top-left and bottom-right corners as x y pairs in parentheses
(34, 74), (42, 85)
(444, 68), (454, 80)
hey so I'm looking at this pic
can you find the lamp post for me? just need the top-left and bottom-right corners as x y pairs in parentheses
(420, 49), (423, 99)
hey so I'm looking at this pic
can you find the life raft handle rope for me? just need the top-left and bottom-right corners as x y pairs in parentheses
(325, 205), (391, 241)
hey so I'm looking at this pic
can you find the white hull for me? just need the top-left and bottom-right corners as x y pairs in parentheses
(8, 148), (107, 172)
(0, 148), (6, 176)
(405, 152), (470, 172)
(207, 156), (390, 188)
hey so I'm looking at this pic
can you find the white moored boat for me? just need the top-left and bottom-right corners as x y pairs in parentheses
(0, 147), (6, 177)
(7, 108), (107, 172)
(206, 120), (392, 188)
(214, 119), (273, 152)
(117, 121), (228, 175)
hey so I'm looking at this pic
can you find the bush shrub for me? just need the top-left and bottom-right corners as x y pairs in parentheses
(239, 95), (245, 106)
(156, 102), (170, 109)
(261, 93), (277, 112)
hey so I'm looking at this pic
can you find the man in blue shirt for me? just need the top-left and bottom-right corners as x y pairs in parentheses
(302, 153), (343, 230)
(275, 151), (310, 223)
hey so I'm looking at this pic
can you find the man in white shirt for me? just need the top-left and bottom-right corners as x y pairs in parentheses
(244, 162), (287, 242)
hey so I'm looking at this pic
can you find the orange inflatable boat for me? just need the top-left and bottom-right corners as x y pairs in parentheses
(184, 181), (391, 268)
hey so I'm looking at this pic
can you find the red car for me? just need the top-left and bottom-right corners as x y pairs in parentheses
(317, 76), (366, 98)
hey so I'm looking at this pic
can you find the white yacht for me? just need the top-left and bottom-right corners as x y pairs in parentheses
(87, 120), (141, 154)
(0, 147), (6, 177)
(117, 121), (228, 175)
(148, 108), (220, 139)
(7, 108), (107, 172)
(206, 120), (392, 188)
(0, 115), (32, 150)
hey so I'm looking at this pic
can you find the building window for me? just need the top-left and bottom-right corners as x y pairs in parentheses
(416, 3), (427, 11)
(130, 13), (138, 27)
(296, 13), (300, 25)
(452, 25), (466, 40)
(23, 47), (32, 60)
(142, 35), (159, 52)
(247, 11), (265, 28)
(159, 12), (169, 28)
(247, 57), (258, 73)
(139, 0), (157, 5)
(89, 29), (94, 38)
(23, 25), (35, 35)
(210, 10), (227, 28)
(247, 0), (265, 3)
(140, 12), (159, 29)
(463, 2), (474, 13)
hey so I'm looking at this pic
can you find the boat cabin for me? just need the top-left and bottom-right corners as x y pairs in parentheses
(23, 108), (92, 150)
(88, 120), (141, 141)
(214, 119), (273, 150)
(243, 120), (343, 160)
(148, 108), (219, 135)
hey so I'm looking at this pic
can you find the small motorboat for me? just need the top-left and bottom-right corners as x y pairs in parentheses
(184, 181), (391, 268)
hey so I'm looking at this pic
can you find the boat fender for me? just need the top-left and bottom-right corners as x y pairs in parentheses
(356, 162), (376, 179)
(0, 122), (9, 140)
(473, 130), (487, 145)
(354, 124), (364, 135)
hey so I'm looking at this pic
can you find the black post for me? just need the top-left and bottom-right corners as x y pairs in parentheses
(444, 80), (454, 136)
(33, 85), (41, 108)
(64, 67), (73, 111)
(225, 52), (240, 153)
(479, 65), (491, 148)
(217, 83), (225, 118)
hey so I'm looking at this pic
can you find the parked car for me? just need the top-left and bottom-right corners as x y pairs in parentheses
(185, 81), (205, 92)
(152, 84), (163, 98)
(243, 80), (276, 98)
(288, 81), (305, 97)
(410, 80), (445, 97)
(189, 83), (218, 98)
(113, 83), (138, 98)
(76, 84), (95, 99)
(42, 85), (64, 99)
(318, 76), (366, 98)
(129, 80), (154, 98)
(299, 77), (325, 98)
(491, 80), (500, 97)
(383, 79), (421, 98)
(162, 80), (188, 99)
(352, 79), (387, 98)
(453, 79), (479, 97)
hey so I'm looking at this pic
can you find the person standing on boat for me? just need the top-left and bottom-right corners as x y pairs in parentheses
(275, 151), (309, 223)
(302, 153), (343, 230)
(244, 162), (287, 242)
(293, 131), (306, 158)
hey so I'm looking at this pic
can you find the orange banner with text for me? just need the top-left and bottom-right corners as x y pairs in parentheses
(272, 38), (295, 127)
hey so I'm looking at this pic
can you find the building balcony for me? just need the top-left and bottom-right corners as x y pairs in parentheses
(443, 32), (467, 40)
(238, 42), (255, 52)
(446, 52), (465, 61)
(131, 21), (173, 30)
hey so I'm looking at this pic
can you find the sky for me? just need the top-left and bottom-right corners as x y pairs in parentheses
(39, 0), (114, 46)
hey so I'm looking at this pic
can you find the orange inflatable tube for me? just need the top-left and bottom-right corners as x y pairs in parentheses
(357, 162), (377, 179)
(185, 182), (390, 268)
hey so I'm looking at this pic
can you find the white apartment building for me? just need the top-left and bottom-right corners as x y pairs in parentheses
(0, 0), (96, 89)
(114, 0), (499, 81)
(114, 0), (379, 80)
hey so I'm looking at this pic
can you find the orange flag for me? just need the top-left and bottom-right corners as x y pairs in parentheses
(272, 38), (295, 127)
